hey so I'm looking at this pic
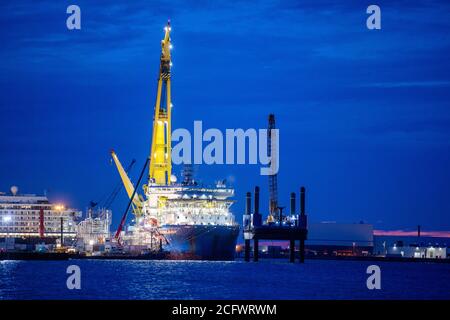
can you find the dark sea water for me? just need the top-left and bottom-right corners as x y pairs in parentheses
(0, 259), (449, 300)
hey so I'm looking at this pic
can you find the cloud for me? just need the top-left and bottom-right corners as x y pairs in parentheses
(359, 81), (450, 88)
(362, 118), (450, 136)
(374, 229), (450, 238)
(2, 0), (450, 77)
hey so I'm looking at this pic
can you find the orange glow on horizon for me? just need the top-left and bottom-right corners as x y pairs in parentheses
(374, 230), (450, 238)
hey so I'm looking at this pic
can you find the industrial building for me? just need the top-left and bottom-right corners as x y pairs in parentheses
(374, 235), (449, 259)
(306, 222), (374, 256)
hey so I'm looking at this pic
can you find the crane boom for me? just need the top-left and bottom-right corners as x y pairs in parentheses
(114, 157), (150, 242)
(104, 159), (136, 209)
(149, 20), (172, 185)
(110, 150), (143, 211)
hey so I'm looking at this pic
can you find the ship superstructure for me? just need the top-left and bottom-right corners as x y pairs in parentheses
(111, 21), (239, 260)
(145, 184), (235, 227)
(0, 186), (81, 251)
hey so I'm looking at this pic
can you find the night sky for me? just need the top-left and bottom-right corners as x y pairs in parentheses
(1, 0), (449, 232)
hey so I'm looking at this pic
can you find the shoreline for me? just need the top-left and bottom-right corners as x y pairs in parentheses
(1, 251), (449, 263)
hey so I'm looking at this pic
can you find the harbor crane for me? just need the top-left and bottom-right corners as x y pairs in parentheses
(110, 19), (173, 208)
(110, 20), (174, 244)
(267, 114), (278, 223)
(110, 150), (143, 214)
(149, 20), (173, 185)
(103, 158), (136, 209)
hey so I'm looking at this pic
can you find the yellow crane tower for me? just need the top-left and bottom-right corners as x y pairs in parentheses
(149, 20), (173, 185)
(109, 21), (174, 241)
(110, 21), (173, 211)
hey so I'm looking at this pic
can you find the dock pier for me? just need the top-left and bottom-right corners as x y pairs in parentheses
(243, 186), (308, 263)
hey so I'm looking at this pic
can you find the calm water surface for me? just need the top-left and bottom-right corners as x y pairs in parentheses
(0, 259), (449, 299)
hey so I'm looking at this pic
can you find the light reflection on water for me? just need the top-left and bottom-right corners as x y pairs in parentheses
(0, 259), (449, 300)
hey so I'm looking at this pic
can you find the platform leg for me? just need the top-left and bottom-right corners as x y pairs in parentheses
(290, 239), (295, 263)
(299, 238), (305, 263)
(245, 239), (250, 262)
(253, 239), (259, 262)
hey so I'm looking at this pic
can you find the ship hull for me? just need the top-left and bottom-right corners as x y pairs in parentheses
(160, 224), (240, 261)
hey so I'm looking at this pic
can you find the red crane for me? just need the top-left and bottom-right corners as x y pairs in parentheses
(39, 208), (45, 238)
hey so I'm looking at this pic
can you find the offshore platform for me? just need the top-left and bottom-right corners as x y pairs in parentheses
(243, 186), (308, 263)
(243, 115), (308, 263)
(110, 21), (239, 260)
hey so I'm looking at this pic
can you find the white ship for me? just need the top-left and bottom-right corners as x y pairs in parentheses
(111, 21), (239, 260)
(0, 186), (81, 250)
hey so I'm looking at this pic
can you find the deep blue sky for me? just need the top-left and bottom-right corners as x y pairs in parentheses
(1, 0), (449, 231)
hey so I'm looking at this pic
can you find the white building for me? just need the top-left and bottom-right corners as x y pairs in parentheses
(387, 244), (447, 259)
